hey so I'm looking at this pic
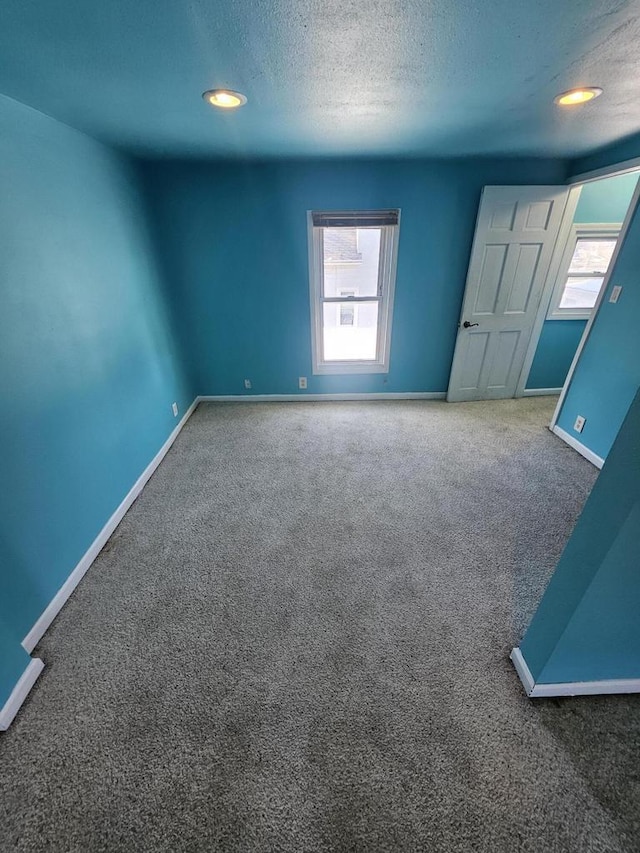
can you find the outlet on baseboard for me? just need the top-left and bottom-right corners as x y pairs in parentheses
(172, 402), (178, 417)
(299, 376), (307, 389)
(244, 379), (252, 390)
(573, 415), (586, 434)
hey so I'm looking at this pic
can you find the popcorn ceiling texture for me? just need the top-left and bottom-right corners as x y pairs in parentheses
(1, 1), (640, 157)
(2, 399), (638, 853)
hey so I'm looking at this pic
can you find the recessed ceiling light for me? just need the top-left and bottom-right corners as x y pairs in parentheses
(202, 89), (247, 109)
(554, 87), (603, 106)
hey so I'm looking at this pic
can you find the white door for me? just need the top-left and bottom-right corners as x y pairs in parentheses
(447, 186), (569, 402)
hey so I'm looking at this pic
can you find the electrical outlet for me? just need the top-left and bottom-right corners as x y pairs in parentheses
(244, 379), (252, 390)
(172, 402), (178, 417)
(609, 285), (622, 303)
(573, 415), (586, 434)
(298, 376), (307, 389)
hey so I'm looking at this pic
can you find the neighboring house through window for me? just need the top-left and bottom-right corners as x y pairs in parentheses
(308, 210), (400, 373)
(338, 290), (356, 326)
(548, 224), (620, 320)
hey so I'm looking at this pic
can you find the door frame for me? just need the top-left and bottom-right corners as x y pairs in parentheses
(514, 186), (582, 396)
(447, 162), (640, 407)
(515, 164), (640, 401)
(549, 173), (640, 430)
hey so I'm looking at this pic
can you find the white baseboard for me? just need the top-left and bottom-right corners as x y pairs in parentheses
(522, 387), (563, 397)
(197, 392), (447, 402)
(530, 678), (640, 697)
(510, 647), (536, 695)
(510, 647), (640, 697)
(22, 398), (198, 654)
(0, 658), (45, 731)
(550, 425), (604, 469)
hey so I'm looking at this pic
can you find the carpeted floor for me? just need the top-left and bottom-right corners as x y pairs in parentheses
(1, 398), (639, 852)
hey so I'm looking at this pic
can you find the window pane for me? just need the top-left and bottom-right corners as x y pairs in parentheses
(559, 276), (604, 309)
(323, 301), (379, 361)
(322, 228), (381, 297)
(339, 304), (355, 326)
(568, 239), (617, 274)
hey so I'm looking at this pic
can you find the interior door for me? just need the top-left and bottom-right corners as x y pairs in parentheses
(447, 186), (569, 402)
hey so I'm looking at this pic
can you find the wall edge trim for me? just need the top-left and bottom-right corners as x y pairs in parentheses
(21, 398), (199, 654)
(550, 425), (605, 469)
(522, 388), (563, 397)
(568, 156), (640, 185)
(511, 648), (640, 697)
(0, 658), (45, 731)
(196, 392), (447, 402)
(530, 678), (640, 697)
(510, 647), (536, 696)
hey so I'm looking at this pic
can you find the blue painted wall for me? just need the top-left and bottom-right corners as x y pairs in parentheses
(141, 157), (567, 395)
(526, 321), (586, 390)
(570, 132), (640, 177)
(521, 390), (640, 683)
(574, 171), (638, 223)
(555, 194), (640, 460)
(525, 172), (637, 391)
(0, 96), (193, 709)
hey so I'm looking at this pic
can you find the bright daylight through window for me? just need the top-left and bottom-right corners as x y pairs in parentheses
(549, 228), (619, 320)
(308, 210), (400, 374)
(560, 238), (617, 309)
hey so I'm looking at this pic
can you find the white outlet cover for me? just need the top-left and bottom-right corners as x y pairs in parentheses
(299, 377), (307, 389)
(573, 415), (586, 433)
(172, 402), (178, 417)
(244, 379), (252, 389)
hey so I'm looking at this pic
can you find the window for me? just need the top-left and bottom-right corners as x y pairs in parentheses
(548, 225), (620, 320)
(308, 210), (400, 373)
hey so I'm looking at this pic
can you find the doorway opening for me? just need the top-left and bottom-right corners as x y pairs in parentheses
(447, 170), (640, 410)
(521, 171), (638, 398)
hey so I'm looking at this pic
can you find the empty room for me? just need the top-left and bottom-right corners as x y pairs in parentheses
(1, 1), (639, 851)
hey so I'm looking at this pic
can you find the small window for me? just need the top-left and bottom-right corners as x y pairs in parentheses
(308, 210), (400, 374)
(548, 226), (620, 320)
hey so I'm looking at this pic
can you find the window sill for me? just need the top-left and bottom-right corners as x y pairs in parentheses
(313, 361), (390, 375)
(546, 311), (592, 321)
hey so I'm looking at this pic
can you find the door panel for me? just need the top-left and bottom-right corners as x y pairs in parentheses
(458, 332), (490, 392)
(487, 330), (520, 390)
(506, 244), (542, 313)
(490, 202), (517, 230)
(475, 245), (506, 313)
(524, 201), (553, 230)
(447, 186), (569, 402)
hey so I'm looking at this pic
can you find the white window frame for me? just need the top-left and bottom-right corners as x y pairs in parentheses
(547, 223), (621, 320)
(337, 288), (358, 327)
(308, 210), (400, 375)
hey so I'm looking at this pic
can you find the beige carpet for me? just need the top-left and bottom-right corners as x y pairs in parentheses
(2, 398), (638, 852)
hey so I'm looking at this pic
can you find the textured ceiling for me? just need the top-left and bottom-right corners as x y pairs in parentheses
(2, 0), (640, 158)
